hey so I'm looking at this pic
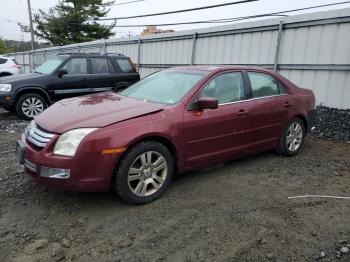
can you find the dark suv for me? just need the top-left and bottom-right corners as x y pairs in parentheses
(0, 53), (140, 119)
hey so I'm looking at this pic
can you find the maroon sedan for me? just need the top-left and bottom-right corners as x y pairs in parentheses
(16, 66), (315, 204)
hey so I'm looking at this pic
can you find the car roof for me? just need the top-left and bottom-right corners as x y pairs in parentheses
(167, 65), (275, 74)
(57, 53), (129, 58)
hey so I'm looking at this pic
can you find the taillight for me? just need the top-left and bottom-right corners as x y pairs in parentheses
(130, 59), (137, 72)
(12, 64), (21, 69)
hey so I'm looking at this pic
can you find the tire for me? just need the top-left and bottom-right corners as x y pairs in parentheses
(113, 140), (174, 204)
(276, 118), (305, 156)
(113, 86), (127, 93)
(16, 93), (47, 120)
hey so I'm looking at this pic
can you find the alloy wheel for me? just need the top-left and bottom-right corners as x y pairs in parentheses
(127, 151), (168, 197)
(286, 122), (303, 152)
(21, 97), (44, 118)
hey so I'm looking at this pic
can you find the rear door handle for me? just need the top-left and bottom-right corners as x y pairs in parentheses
(283, 102), (292, 108)
(236, 109), (248, 116)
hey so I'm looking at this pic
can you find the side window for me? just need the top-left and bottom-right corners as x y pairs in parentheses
(91, 58), (110, 74)
(200, 72), (244, 104)
(62, 58), (87, 75)
(115, 58), (134, 73)
(0, 58), (7, 64)
(248, 72), (280, 98)
(278, 81), (288, 94)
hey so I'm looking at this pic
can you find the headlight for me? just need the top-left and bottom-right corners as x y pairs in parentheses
(53, 128), (97, 157)
(0, 84), (12, 92)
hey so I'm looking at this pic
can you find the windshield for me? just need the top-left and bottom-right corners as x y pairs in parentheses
(120, 70), (206, 105)
(34, 59), (64, 74)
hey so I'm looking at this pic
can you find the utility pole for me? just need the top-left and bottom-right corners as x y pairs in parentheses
(27, 0), (35, 72)
(27, 0), (35, 51)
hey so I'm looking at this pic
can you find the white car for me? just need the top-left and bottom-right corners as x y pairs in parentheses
(0, 56), (21, 77)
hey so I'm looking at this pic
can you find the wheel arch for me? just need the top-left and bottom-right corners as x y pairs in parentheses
(113, 81), (130, 92)
(121, 134), (180, 173)
(14, 87), (51, 105)
(293, 114), (308, 132)
(0, 72), (13, 77)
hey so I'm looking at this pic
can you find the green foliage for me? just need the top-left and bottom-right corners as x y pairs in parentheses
(3, 40), (51, 52)
(0, 38), (14, 54)
(20, 0), (115, 46)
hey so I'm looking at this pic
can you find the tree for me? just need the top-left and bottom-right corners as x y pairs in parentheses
(0, 38), (13, 54)
(20, 0), (116, 46)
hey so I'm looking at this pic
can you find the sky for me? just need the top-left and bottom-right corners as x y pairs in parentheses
(1, 0), (350, 41)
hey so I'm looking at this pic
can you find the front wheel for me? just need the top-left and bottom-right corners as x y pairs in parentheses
(113, 141), (174, 204)
(16, 93), (47, 120)
(277, 118), (305, 156)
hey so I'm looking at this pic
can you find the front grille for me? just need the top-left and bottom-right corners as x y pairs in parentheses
(24, 159), (37, 173)
(25, 121), (55, 148)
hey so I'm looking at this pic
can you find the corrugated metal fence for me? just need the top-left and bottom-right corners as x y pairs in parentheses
(6, 8), (350, 109)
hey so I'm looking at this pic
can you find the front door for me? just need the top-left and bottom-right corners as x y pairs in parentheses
(183, 71), (251, 168)
(48, 57), (89, 101)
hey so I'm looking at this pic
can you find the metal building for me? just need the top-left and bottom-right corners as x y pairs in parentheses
(7, 8), (350, 109)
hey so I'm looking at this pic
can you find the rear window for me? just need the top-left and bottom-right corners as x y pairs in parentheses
(115, 58), (134, 73)
(0, 58), (7, 64)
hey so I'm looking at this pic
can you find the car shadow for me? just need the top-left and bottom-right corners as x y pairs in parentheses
(0, 109), (20, 120)
(28, 150), (280, 210)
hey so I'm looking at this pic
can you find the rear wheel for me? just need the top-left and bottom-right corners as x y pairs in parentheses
(113, 141), (174, 204)
(16, 93), (47, 120)
(113, 86), (127, 93)
(277, 118), (305, 156)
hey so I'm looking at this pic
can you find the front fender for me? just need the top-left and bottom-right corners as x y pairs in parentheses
(14, 86), (51, 105)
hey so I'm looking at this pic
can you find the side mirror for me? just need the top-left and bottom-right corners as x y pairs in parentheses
(197, 97), (218, 110)
(57, 69), (68, 78)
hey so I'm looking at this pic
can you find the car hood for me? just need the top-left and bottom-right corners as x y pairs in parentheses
(35, 92), (166, 134)
(0, 73), (45, 84)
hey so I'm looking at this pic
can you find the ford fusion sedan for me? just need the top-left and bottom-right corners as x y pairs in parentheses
(16, 66), (315, 204)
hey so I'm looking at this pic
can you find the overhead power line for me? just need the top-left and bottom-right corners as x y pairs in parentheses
(112, 0), (145, 6)
(105, 15), (287, 27)
(105, 0), (350, 27)
(12, 0), (350, 30)
(96, 0), (259, 21)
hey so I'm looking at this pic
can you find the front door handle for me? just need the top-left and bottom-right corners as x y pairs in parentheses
(236, 109), (248, 116)
(283, 102), (292, 108)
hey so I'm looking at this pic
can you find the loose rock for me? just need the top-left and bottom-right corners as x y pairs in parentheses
(340, 246), (349, 254)
(24, 238), (48, 254)
(62, 238), (71, 248)
(312, 106), (350, 142)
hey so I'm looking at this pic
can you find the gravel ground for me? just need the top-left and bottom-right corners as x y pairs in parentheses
(0, 108), (349, 262)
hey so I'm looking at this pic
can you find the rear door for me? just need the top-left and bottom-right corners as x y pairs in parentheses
(47, 57), (89, 100)
(244, 71), (290, 153)
(84, 57), (114, 93)
(183, 71), (251, 168)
